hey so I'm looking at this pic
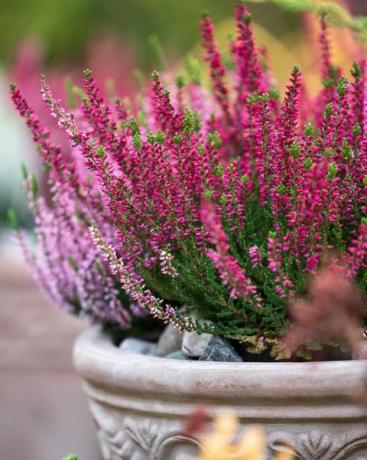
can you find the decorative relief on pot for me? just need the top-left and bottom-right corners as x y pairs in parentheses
(89, 401), (199, 460)
(153, 434), (200, 460)
(90, 398), (367, 460)
(268, 430), (367, 460)
(97, 418), (157, 460)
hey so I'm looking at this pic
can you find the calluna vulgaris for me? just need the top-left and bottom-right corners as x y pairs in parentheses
(12, 90), (144, 328)
(12, 3), (367, 357)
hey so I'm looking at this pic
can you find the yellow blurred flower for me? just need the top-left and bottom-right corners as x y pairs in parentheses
(193, 412), (293, 460)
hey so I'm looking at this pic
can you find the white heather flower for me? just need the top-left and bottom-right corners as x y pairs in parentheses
(160, 249), (178, 277)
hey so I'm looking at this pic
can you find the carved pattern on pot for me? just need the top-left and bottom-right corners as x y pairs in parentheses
(268, 430), (367, 460)
(91, 398), (367, 460)
(90, 401), (199, 460)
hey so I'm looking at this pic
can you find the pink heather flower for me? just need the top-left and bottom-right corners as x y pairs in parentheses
(11, 6), (367, 343)
(18, 182), (133, 327)
(248, 246), (262, 268)
(267, 235), (293, 298)
(200, 200), (259, 303)
(10, 84), (145, 329)
(91, 227), (194, 331)
(233, 3), (267, 101)
(200, 13), (232, 124)
(159, 248), (179, 278)
(320, 15), (333, 81)
(344, 223), (367, 277)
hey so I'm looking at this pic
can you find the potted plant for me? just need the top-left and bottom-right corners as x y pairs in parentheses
(12, 2), (367, 459)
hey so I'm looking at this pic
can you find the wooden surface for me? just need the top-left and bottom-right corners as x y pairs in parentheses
(0, 246), (102, 460)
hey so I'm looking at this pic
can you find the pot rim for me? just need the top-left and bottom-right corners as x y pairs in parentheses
(74, 326), (367, 403)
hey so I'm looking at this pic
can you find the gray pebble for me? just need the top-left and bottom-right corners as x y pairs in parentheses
(119, 338), (157, 356)
(182, 331), (212, 358)
(155, 324), (183, 357)
(199, 337), (243, 362)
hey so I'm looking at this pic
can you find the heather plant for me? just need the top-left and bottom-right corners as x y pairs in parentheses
(12, 2), (367, 356)
(11, 86), (147, 329)
(285, 259), (366, 357)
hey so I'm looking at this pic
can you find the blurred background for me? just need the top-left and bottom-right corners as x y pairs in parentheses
(0, 1), (366, 459)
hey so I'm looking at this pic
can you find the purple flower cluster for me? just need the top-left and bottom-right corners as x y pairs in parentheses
(11, 3), (367, 343)
(11, 85), (141, 328)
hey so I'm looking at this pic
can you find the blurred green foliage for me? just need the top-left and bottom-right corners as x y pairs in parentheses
(0, 0), (238, 67)
(246, 0), (367, 42)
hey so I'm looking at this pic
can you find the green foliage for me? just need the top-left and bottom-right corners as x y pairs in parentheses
(245, 0), (367, 42)
(186, 55), (202, 86)
(183, 110), (201, 135)
(148, 34), (167, 71)
(140, 199), (295, 340)
(0, 0), (237, 66)
(7, 208), (18, 230)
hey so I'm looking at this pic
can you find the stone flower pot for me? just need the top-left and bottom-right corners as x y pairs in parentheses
(73, 326), (367, 460)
